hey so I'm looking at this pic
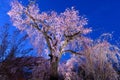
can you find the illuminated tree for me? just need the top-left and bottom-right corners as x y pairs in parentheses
(8, 0), (92, 79)
(8, 0), (120, 80)
(59, 35), (120, 80)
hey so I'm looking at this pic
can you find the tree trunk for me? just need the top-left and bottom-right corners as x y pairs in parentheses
(50, 55), (59, 80)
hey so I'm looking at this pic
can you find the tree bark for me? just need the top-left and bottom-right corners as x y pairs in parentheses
(49, 55), (59, 80)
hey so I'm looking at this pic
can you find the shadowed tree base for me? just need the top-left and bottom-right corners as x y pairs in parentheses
(50, 76), (58, 80)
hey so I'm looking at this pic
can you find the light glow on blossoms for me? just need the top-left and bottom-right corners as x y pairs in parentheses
(7, 0), (120, 80)
(8, 0), (92, 57)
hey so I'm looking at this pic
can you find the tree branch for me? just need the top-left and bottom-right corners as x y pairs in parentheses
(64, 31), (81, 39)
(62, 50), (83, 55)
(25, 9), (53, 55)
(60, 31), (81, 55)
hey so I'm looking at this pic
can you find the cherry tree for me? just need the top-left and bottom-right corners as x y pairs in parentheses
(59, 33), (120, 80)
(8, 0), (92, 79)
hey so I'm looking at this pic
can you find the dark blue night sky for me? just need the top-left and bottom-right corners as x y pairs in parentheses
(0, 0), (120, 41)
